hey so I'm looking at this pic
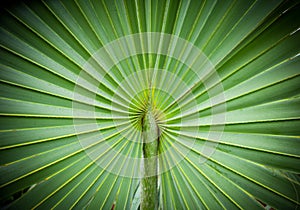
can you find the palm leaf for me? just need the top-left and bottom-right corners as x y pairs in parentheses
(0, 0), (299, 209)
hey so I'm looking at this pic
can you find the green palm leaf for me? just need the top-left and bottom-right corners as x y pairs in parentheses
(0, 0), (299, 209)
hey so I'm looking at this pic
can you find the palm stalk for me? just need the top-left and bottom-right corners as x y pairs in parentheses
(141, 96), (159, 210)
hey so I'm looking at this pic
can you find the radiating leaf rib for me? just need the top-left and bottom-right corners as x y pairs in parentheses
(166, 127), (300, 158)
(0, 151), (82, 202)
(216, 0), (300, 69)
(0, 75), (135, 116)
(34, 164), (100, 209)
(160, 142), (185, 209)
(45, 164), (101, 210)
(101, 146), (140, 209)
(224, 119), (300, 136)
(165, 72), (300, 125)
(0, 141), (81, 188)
(8, 5), (87, 67)
(0, 29), (78, 82)
(223, 97), (300, 123)
(162, 33), (300, 121)
(0, 133), (78, 165)
(166, 7), (300, 114)
(207, 0), (285, 65)
(113, 0), (142, 90)
(72, 135), (139, 209)
(114, 166), (138, 209)
(175, 159), (226, 210)
(162, 141), (211, 209)
(205, 0), (257, 58)
(43, 0), (99, 53)
(164, 135), (262, 210)
(37, 130), (134, 209)
(218, 32), (300, 93)
(197, 0), (236, 50)
(0, 124), (133, 193)
(0, 116), (74, 131)
(43, 0), (143, 106)
(0, 119), (128, 150)
(167, 132), (300, 207)
(168, 134), (299, 209)
(87, 142), (133, 209)
(208, 151), (300, 209)
(163, 155), (197, 209)
(0, 78), (133, 116)
(8, 154), (91, 209)
(30, 0), (91, 58)
(205, 75), (300, 118)
(219, 144), (300, 173)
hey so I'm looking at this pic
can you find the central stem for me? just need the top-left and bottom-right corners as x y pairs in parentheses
(141, 97), (159, 210)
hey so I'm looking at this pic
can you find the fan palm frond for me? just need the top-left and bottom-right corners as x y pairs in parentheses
(0, 0), (299, 209)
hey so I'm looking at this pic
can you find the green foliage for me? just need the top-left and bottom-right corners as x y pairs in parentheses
(0, 0), (300, 209)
